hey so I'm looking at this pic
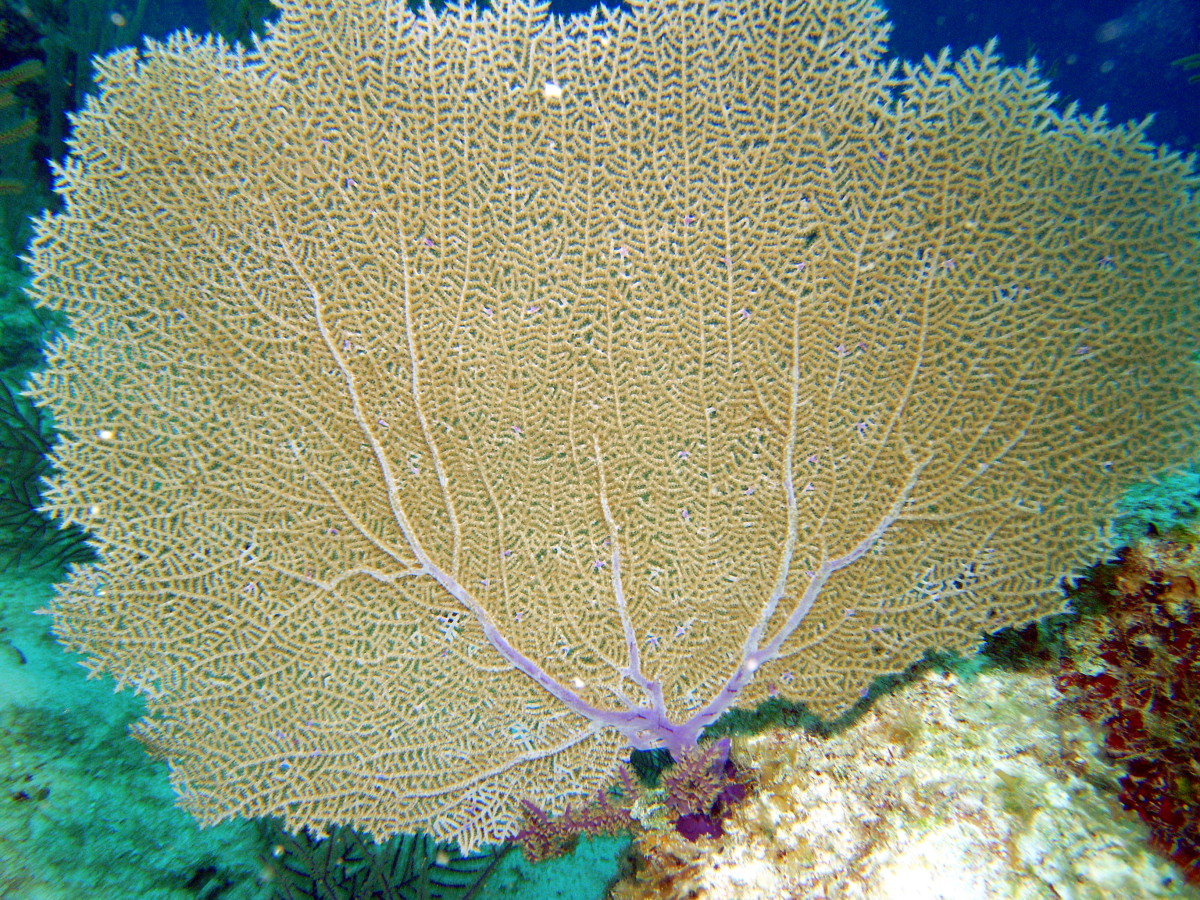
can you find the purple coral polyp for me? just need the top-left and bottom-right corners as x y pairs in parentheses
(514, 738), (752, 859)
(662, 738), (750, 843)
(675, 812), (723, 841)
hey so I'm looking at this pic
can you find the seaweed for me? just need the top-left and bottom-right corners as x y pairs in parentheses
(0, 373), (93, 572)
(260, 820), (510, 900)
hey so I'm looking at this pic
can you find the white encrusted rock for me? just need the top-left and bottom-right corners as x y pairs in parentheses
(612, 669), (1197, 900)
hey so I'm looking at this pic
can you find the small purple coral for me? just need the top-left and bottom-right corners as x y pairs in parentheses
(661, 738), (750, 842)
(514, 767), (638, 862)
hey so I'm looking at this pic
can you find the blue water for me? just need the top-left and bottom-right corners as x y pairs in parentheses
(146, 0), (1200, 152)
(886, 0), (1200, 152)
(549, 0), (1200, 151)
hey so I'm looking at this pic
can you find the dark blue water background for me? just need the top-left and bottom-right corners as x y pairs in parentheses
(143, 0), (1200, 153)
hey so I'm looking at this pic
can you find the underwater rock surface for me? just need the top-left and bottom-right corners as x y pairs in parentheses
(613, 668), (1197, 900)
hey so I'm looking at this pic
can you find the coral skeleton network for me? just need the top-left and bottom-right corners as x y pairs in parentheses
(24, 0), (1200, 853)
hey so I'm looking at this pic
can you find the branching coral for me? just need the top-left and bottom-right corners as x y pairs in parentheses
(514, 740), (753, 861)
(515, 768), (639, 862)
